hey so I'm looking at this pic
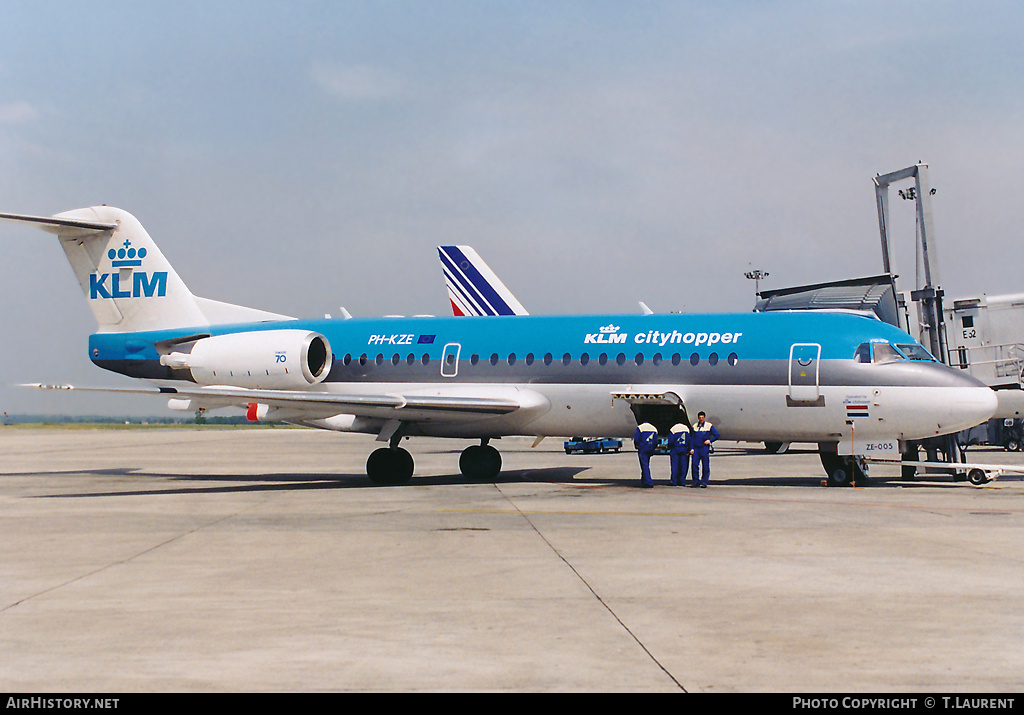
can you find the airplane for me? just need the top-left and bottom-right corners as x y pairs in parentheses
(438, 245), (529, 317)
(0, 206), (999, 487)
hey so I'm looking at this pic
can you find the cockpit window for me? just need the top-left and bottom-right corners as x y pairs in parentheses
(896, 344), (936, 361)
(871, 342), (903, 364)
(856, 341), (935, 364)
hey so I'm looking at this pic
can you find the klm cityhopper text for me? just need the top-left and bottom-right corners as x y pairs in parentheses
(584, 326), (742, 348)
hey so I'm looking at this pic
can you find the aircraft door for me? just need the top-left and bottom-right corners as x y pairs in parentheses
(788, 343), (822, 405)
(441, 342), (461, 377)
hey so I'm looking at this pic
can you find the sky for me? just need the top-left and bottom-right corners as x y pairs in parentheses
(1, 0), (1023, 415)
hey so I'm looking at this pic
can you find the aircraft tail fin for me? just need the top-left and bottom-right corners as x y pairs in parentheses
(437, 245), (528, 317)
(0, 206), (290, 333)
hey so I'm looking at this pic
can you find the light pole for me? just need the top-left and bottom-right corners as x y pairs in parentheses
(745, 269), (769, 300)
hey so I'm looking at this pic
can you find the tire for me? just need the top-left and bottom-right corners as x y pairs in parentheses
(824, 456), (868, 487)
(366, 447), (414, 486)
(460, 444), (502, 481)
(827, 466), (853, 487)
(968, 468), (990, 486)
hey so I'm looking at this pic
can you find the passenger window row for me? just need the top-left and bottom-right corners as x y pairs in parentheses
(340, 351), (741, 367)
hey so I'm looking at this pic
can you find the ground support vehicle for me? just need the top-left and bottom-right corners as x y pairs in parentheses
(564, 437), (622, 454)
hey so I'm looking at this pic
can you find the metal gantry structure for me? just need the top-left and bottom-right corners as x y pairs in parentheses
(873, 163), (947, 364)
(874, 163), (968, 473)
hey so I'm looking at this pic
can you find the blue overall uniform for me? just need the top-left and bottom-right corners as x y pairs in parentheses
(690, 420), (720, 487)
(667, 423), (691, 486)
(633, 422), (659, 488)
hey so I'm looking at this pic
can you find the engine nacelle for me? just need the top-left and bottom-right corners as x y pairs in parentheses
(161, 329), (332, 389)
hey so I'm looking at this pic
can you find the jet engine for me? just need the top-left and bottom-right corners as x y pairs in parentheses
(161, 329), (332, 389)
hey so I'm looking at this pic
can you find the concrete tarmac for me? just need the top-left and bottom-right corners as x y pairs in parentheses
(1, 426), (1023, 692)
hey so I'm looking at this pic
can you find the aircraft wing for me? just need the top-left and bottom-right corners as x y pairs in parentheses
(22, 383), (537, 423)
(170, 385), (528, 422)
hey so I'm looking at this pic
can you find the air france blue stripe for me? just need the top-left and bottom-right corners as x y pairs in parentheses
(442, 263), (492, 315)
(441, 260), (494, 316)
(439, 247), (514, 316)
(439, 248), (500, 316)
(438, 249), (489, 315)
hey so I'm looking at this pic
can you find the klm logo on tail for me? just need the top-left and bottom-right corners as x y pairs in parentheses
(89, 240), (167, 299)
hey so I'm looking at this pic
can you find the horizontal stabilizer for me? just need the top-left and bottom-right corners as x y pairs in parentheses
(0, 211), (117, 237)
(2, 206), (292, 331)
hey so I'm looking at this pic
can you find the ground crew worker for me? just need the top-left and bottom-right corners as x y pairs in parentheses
(667, 422), (691, 486)
(690, 411), (720, 488)
(633, 421), (659, 488)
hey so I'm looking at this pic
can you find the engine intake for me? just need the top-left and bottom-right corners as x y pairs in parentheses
(161, 329), (332, 389)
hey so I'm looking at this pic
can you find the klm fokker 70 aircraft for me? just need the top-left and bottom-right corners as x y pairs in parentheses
(1, 207), (998, 486)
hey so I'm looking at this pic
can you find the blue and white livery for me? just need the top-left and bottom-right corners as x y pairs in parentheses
(1, 206), (998, 486)
(438, 245), (528, 317)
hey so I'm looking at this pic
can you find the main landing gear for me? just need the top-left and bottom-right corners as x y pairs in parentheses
(365, 439), (503, 486)
(459, 441), (502, 481)
(366, 446), (414, 486)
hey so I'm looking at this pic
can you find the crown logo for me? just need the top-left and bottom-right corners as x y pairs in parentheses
(600, 324), (620, 333)
(108, 239), (147, 268)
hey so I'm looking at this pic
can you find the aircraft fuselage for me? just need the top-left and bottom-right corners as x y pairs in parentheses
(88, 311), (996, 444)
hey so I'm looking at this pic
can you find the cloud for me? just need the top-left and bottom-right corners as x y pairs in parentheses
(0, 101), (38, 124)
(310, 62), (408, 103)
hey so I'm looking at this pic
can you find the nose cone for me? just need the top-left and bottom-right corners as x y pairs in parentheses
(947, 377), (998, 433)
(950, 385), (999, 428)
(876, 362), (999, 440)
(914, 363), (998, 435)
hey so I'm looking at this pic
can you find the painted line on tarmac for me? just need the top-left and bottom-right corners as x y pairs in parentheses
(441, 509), (705, 517)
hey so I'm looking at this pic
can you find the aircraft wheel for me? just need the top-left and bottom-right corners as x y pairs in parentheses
(967, 468), (990, 486)
(460, 444), (502, 481)
(825, 457), (868, 487)
(827, 466), (853, 488)
(1004, 438), (1020, 452)
(366, 447), (414, 486)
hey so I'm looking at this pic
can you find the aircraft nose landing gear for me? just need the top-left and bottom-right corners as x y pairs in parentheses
(818, 446), (869, 487)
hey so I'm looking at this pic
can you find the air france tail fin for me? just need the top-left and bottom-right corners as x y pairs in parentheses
(437, 245), (528, 317)
(0, 206), (291, 333)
